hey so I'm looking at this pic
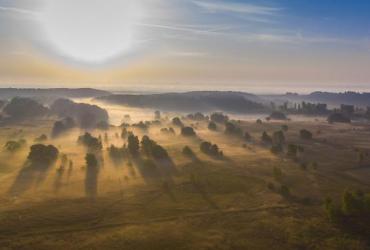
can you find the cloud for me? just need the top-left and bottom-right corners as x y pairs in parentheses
(192, 0), (281, 15)
(0, 6), (37, 16)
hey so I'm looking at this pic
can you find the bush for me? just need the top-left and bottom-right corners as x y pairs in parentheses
(200, 141), (223, 157)
(181, 127), (196, 136)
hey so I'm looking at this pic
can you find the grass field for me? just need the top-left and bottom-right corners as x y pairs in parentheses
(0, 111), (369, 249)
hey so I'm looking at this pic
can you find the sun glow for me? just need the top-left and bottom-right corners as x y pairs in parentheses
(39, 0), (142, 64)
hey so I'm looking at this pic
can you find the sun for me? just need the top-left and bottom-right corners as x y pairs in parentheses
(39, 0), (142, 64)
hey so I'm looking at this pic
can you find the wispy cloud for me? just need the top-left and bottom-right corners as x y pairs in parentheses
(192, 0), (281, 15)
(0, 6), (37, 16)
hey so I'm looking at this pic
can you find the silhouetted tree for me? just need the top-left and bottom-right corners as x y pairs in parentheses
(172, 117), (184, 127)
(210, 112), (229, 123)
(181, 126), (196, 136)
(28, 144), (59, 167)
(78, 133), (102, 152)
(128, 132), (140, 155)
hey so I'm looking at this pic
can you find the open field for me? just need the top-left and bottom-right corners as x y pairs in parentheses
(0, 107), (370, 250)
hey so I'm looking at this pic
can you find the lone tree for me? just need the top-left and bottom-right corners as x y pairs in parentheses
(181, 127), (196, 137)
(127, 132), (140, 155)
(300, 129), (313, 140)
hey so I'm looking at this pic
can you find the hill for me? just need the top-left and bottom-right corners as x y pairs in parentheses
(97, 91), (267, 113)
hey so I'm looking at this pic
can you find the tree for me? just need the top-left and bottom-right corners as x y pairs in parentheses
(281, 125), (289, 132)
(224, 122), (243, 136)
(210, 112), (229, 123)
(172, 117), (184, 127)
(181, 127), (196, 136)
(300, 129), (313, 140)
(27, 144), (59, 166)
(208, 121), (217, 131)
(51, 117), (76, 138)
(78, 133), (102, 152)
(127, 133), (140, 155)
(200, 141), (223, 157)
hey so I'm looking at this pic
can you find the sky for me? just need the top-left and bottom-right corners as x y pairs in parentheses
(0, 0), (370, 93)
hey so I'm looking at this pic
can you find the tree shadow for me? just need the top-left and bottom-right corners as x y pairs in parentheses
(53, 166), (65, 194)
(8, 161), (55, 196)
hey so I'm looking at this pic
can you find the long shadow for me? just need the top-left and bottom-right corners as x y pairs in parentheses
(132, 155), (162, 184)
(53, 166), (65, 194)
(8, 161), (55, 196)
(85, 163), (99, 200)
